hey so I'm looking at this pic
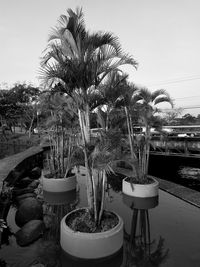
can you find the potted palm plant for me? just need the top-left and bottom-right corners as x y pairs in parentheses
(40, 7), (137, 259)
(39, 92), (79, 204)
(120, 85), (173, 199)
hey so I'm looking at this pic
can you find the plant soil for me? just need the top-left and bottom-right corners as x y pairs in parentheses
(126, 176), (155, 185)
(44, 170), (74, 179)
(65, 209), (119, 233)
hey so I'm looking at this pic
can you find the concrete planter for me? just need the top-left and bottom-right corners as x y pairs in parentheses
(42, 172), (76, 204)
(123, 193), (159, 210)
(122, 177), (159, 198)
(60, 208), (123, 259)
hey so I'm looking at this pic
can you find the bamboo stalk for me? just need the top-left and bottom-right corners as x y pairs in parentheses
(78, 109), (94, 212)
(98, 170), (106, 225)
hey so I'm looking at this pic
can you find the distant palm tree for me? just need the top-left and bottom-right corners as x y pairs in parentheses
(39, 92), (79, 178)
(126, 87), (174, 182)
(97, 71), (128, 131)
(40, 7), (137, 225)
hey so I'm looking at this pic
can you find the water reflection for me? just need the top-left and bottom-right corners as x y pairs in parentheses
(61, 248), (123, 267)
(122, 196), (169, 267)
(43, 189), (77, 205)
(39, 191), (79, 266)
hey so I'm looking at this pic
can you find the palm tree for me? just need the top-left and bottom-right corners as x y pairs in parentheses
(132, 88), (173, 181)
(39, 7), (137, 225)
(97, 71), (128, 131)
(120, 86), (173, 183)
(39, 92), (79, 178)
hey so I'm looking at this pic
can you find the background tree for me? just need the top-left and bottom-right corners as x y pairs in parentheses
(0, 83), (40, 135)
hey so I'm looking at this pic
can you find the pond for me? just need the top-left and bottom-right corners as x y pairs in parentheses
(1, 168), (200, 267)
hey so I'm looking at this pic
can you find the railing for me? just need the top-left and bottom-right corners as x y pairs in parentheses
(150, 136), (200, 157)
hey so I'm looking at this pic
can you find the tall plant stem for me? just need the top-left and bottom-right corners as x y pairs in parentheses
(124, 106), (139, 178)
(145, 126), (151, 178)
(64, 136), (71, 178)
(61, 122), (64, 176)
(98, 170), (106, 225)
(125, 107), (135, 160)
(78, 108), (95, 212)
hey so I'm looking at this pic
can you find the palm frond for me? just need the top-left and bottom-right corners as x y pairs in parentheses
(154, 96), (174, 107)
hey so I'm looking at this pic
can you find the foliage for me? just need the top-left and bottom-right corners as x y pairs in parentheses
(40, 92), (80, 178)
(117, 81), (173, 183)
(0, 83), (40, 136)
(0, 219), (7, 233)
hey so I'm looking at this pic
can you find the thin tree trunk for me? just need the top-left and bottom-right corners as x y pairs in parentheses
(98, 170), (106, 225)
(105, 107), (110, 131)
(78, 109), (94, 212)
(28, 113), (35, 138)
(124, 106), (139, 178)
(61, 120), (64, 176)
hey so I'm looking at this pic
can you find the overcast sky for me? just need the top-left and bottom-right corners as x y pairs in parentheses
(1, 0), (200, 115)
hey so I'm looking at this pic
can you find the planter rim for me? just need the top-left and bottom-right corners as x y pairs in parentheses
(123, 176), (159, 186)
(42, 172), (77, 193)
(42, 174), (76, 181)
(62, 207), (123, 238)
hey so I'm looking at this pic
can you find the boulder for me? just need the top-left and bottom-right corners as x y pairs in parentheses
(29, 167), (41, 180)
(13, 187), (35, 196)
(15, 177), (33, 188)
(28, 180), (40, 189)
(16, 193), (37, 205)
(15, 220), (45, 246)
(15, 197), (43, 227)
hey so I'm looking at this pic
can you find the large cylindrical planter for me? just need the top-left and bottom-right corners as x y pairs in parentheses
(42, 173), (76, 204)
(60, 208), (124, 259)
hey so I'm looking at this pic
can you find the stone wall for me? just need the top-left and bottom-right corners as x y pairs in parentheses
(0, 146), (44, 191)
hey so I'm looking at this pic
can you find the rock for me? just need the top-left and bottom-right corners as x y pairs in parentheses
(15, 177), (33, 188)
(15, 220), (45, 246)
(28, 180), (40, 189)
(29, 167), (42, 180)
(15, 198), (43, 227)
(13, 187), (35, 196)
(16, 193), (37, 204)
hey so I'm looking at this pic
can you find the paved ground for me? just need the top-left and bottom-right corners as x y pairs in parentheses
(115, 167), (200, 208)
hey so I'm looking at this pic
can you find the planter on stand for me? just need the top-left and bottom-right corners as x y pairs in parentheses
(122, 177), (159, 209)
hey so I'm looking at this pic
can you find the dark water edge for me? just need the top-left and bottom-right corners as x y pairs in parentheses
(149, 154), (200, 192)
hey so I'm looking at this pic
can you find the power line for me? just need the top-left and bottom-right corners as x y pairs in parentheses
(175, 95), (200, 100)
(147, 75), (200, 86)
(162, 106), (200, 111)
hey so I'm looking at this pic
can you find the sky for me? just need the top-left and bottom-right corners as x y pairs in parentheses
(1, 0), (200, 116)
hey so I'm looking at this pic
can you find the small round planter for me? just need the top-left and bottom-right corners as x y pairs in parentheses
(42, 172), (77, 204)
(60, 208), (124, 259)
(122, 177), (159, 198)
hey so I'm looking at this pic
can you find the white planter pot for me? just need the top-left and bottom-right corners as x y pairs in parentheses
(42, 173), (77, 204)
(60, 208), (124, 259)
(122, 177), (159, 198)
(42, 174), (76, 192)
